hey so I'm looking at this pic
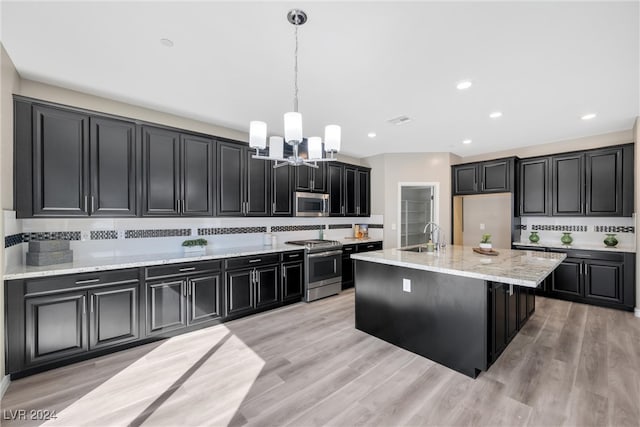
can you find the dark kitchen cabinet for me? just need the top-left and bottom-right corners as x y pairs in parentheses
(549, 249), (634, 310)
(25, 291), (88, 367)
(518, 157), (550, 216)
(551, 153), (584, 216)
(272, 164), (294, 216)
(90, 117), (137, 216)
(31, 105), (90, 216)
(357, 169), (371, 216)
(341, 244), (357, 289)
(142, 127), (214, 217)
(344, 166), (358, 216)
(217, 141), (269, 216)
(452, 158), (514, 196)
(225, 255), (280, 318)
(282, 261), (304, 302)
(146, 279), (187, 335)
(295, 163), (326, 193)
(328, 163), (345, 216)
(89, 283), (139, 350)
(585, 147), (622, 216)
(187, 274), (222, 326)
(489, 282), (527, 364)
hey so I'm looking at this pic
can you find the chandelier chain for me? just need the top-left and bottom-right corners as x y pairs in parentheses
(294, 25), (299, 113)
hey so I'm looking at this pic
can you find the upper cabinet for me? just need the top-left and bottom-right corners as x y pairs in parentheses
(519, 144), (633, 217)
(295, 163), (326, 193)
(328, 162), (371, 217)
(452, 158), (514, 196)
(272, 164), (294, 216)
(141, 126), (214, 217)
(15, 101), (137, 218)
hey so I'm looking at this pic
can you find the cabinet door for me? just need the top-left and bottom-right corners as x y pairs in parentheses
(217, 142), (244, 216)
(519, 157), (550, 216)
(272, 164), (293, 216)
(506, 286), (518, 340)
(344, 166), (358, 216)
(32, 105), (89, 216)
(312, 163), (326, 192)
(282, 262), (303, 301)
(187, 274), (222, 326)
(89, 283), (139, 350)
(226, 270), (254, 316)
(491, 283), (507, 360)
(246, 149), (271, 216)
(328, 163), (344, 216)
(341, 256), (355, 289)
(142, 126), (181, 216)
(526, 289), (535, 316)
(453, 164), (478, 195)
(585, 148), (623, 216)
(146, 279), (187, 335)
(552, 154), (584, 216)
(295, 166), (312, 192)
(357, 169), (370, 216)
(256, 266), (279, 309)
(181, 135), (214, 216)
(480, 160), (510, 193)
(90, 117), (137, 217)
(584, 260), (623, 304)
(25, 292), (88, 366)
(551, 258), (583, 296)
(518, 287), (528, 327)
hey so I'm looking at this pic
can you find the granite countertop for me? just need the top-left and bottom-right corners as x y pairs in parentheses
(512, 241), (636, 253)
(4, 243), (304, 281)
(338, 238), (383, 245)
(350, 245), (566, 288)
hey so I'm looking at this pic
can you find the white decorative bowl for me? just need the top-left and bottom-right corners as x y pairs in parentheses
(479, 243), (492, 250)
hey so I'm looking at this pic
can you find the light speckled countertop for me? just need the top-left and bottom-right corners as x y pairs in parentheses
(350, 245), (566, 288)
(512, 241), (635, 253)
(4, 238), (384, 281)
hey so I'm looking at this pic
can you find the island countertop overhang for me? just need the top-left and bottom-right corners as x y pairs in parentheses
(350, 245), (567, 288)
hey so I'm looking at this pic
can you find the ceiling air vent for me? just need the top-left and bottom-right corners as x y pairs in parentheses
(387, 115), (412, 125)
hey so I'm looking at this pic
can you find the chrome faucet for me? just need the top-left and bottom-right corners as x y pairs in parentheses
(423, 222), (443, 250)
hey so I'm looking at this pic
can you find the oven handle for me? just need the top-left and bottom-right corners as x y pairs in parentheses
(307, 250), (343, 258)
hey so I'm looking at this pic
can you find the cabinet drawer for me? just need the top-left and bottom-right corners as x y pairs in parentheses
(225, 254), (280, 270)
(342, 244), (357, 254)
(358, 241), (383, 252)
(548, 249), (624, 263)
(281, 251), (304, 262)
(25, 269), (139, 296)
(145, 260), (221, 279)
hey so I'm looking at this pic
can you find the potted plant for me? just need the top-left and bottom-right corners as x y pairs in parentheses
(479, 234), (492, 250)
(182, 238), (208, 253)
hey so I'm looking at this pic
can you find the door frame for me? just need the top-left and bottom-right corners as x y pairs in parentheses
(397, 182), (439, 248)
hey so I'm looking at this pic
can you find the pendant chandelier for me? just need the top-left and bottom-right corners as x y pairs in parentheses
(248, 9), (341, 169)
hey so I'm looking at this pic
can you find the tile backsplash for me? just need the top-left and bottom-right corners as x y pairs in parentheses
(519, 216), (636, 248)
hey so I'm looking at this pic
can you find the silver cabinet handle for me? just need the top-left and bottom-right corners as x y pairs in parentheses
(179, 267), (196, 272)
(182, 199), (186, 213)
(90, 294), (94, 313)
(334, 259), (337, 272)
(308, 250), (343, 258)
(75, 278), (100, 285)
(84, 195), (88, 212)
(341, 206), (344, 215)
(176, 199), (180, 213)
(183, 281), (187, 297)
(272, 202), (276, 214)
(288, 254), (300, 258)
(91, 196), (95, 213)
(249, 259), (262, 263)
(188, 281), (193, 296)
(82, 296), (86, 315)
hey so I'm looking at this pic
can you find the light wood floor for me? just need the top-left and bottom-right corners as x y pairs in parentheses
(2, 290), (640, 427)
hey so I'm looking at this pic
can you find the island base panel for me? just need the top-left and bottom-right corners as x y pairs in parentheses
(354, 261), (488, 378)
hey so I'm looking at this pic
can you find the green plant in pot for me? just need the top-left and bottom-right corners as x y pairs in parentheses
(182, 238), (208, 253)
(479, 234), (492, 250)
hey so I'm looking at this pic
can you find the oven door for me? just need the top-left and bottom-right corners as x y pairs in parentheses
(295, 192), (329, 217)
(306, 250), (343, 288)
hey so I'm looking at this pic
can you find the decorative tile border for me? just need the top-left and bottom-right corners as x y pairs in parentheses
(125, 229), (191, 239)
(517, 225), (527, 230)
(328, 224), (352, 230)
(23, 231), (81, 242)
(368, 224), (384, 229)
(271, 225), (324, 232)
(4, 233), (24, 248)
(531, 225), (587, 232)
(91, 230), (118, 240)
(198, 227), (267, 235)
(594, 225), (635, 233)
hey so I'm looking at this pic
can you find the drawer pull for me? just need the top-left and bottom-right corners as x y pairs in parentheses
(288, 254), (300, 258)
(75, 278), (100, 285)
(179, 267), (196, 272)
(367, 245), (374, 248)
(249, 259), (262, 263)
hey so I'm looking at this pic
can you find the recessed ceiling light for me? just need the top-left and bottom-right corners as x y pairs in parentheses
(367, 132), (376, 138)
(462, 139), (472, 145)
(581, 113), (597, 120)
(160, 38), (174, 47)
(456, 80), (472, 90)
(489, 111), (503, 119)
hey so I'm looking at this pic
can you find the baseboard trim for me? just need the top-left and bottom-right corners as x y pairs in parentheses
(635, 307), (640, 318)
(0, 374), (10, 399)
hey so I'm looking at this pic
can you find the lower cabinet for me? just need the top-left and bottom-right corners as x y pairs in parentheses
(225, 254), (280, 318)
(89, 283), (139, 350)
(282, 261), (304, 302)
(342, 241), (383, 290)
(489, 283), (534, 364)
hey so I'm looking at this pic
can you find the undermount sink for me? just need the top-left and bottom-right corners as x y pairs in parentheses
(400, 246), (431, 253)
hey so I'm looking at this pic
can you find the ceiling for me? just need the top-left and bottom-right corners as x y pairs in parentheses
(1, 1), (638, 158)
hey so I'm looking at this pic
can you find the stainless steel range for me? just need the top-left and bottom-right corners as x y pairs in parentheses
(286, 239), (343, 302)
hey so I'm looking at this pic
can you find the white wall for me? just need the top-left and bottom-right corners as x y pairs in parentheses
(0, 43), (21, 394)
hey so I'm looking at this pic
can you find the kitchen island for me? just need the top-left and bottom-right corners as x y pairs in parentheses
(351, 245), (565, 378)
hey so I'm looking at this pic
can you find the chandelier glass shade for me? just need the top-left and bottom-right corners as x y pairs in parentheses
(248, 9), (341, 169)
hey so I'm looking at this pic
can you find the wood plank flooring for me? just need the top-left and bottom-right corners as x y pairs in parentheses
(2, 290), (640, 426)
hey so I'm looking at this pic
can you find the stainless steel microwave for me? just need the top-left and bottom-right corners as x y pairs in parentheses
(294, 192), (329, 217)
